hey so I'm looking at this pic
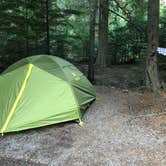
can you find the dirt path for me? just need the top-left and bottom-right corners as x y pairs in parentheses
(0, 86), (166, 166)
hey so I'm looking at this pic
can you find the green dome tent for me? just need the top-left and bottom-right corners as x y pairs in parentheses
(0, 55), (96, 134)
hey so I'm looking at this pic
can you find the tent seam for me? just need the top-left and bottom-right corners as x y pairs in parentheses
(0, 64), (33, 135)
(68, 84), (83, 126)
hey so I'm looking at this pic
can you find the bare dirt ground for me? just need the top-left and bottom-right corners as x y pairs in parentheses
(94, 64), (145, 90)
(0, 64), (166, 166)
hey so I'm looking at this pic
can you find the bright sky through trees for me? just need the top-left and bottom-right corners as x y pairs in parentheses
(162, 0), (166, 4)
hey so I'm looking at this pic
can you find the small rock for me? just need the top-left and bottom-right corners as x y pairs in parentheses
(122, 89), (129, 93)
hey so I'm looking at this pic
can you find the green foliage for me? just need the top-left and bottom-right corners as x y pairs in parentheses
(0, 0), (86, 65)
(0, 0), (166, 67)
(159, 4), (166, 47)
(108, 0), (148, 65)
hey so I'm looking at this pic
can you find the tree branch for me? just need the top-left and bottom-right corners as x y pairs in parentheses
(109, 9), (144, 33)
(109, 9), (129, 22)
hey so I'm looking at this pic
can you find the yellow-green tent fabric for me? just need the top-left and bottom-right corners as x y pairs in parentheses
(0, 55), (96, 134)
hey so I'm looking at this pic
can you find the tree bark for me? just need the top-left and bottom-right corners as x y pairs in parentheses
(88, 0), (98, 82)
(25, 0), (29, 56)
(46, 0), (50, 54)
(96, 0), (109, 67)
(146, 0), (161, 93)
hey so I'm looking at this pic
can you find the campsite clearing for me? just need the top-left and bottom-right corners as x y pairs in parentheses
(0, 84), (166, 165)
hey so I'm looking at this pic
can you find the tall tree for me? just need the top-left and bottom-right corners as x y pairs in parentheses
(45, 0), (50, 54)
(25, 0), (29, 56)
(96, 0), (109, 67)
(88, 0), (98, 82)
(146, 0), (161, 93)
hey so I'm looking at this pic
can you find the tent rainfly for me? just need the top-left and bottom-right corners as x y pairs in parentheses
(0, 55), (96, 134)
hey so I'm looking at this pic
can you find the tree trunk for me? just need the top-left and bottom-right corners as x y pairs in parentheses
(35, 34), (39, 54)
(88, 0), (98, 82)
(96, 0), (109, 68)
(57, 40), (65, 58)
(146, 0), (161, 93)
(46, 0), (50, 54)
(25, 0), (29, 56)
